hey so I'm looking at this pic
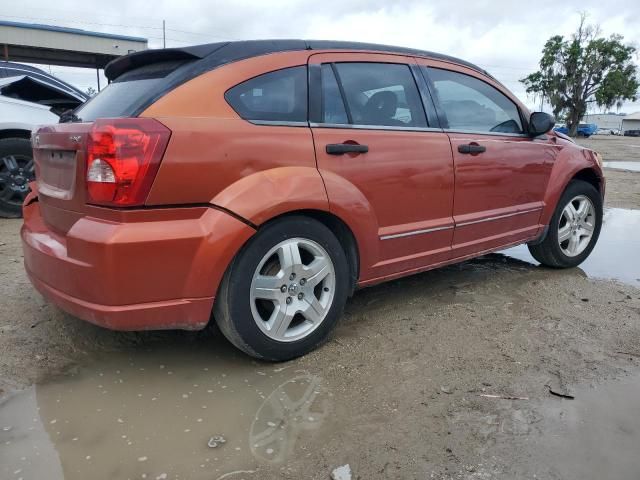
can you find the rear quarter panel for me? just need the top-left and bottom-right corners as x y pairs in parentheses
(142, 51), (322, 210)
(142, 51), (381, 278)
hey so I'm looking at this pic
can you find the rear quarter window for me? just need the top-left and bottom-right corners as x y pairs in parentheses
(225, 66), (307, 123)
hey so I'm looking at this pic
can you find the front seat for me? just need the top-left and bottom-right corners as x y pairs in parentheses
(362, 91), (402, 126)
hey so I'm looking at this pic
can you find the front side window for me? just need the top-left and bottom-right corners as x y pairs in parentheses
(326, 63), (427, 128)
(225, 66), (307, 122)
(427, 68), (523, 134)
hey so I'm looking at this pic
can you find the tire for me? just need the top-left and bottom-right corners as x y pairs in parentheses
(0, 137), (35, 218)
(528, 180), (602, 268)
(214, 215), (350, 361)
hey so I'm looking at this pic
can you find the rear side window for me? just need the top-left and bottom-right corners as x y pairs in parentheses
(328, 63), (427, 128)
(75, 60), (190, 122)
(225, 66), (307, 122)
(427, 68), (523, 134)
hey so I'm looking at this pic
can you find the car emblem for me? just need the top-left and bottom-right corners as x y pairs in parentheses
(70, 135), (82, 143)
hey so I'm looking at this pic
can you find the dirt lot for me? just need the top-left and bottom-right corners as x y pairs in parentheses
(578, 135), (640, 162)
(578, 135), (640, 209)
(1, 136), (639, 480)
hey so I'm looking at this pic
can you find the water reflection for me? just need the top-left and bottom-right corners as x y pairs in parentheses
(536, 374), (640, 479)
(502, 208), (640, 286)
(250, 374), (329, 463)
(0, 342), (329, 480)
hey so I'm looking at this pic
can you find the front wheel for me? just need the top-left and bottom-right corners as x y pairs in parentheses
(528, 180), (602, 268)
(214, 216), (350, 361)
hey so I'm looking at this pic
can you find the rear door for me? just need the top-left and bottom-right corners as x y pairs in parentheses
(419, 62), (558, 258)
(308, 53), (455, 281)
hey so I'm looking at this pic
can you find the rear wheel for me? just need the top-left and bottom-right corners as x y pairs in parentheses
(214, 216), (350, 361)
(528, 180), (602, 268)
(0, 137), (35, 218)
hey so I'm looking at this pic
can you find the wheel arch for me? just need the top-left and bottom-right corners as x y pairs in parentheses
(259, 209), (360, 294)
(540, 154), (604, 227)
(210, 166), (330, 226)
(528, 175), (603, 267)
(571, 167), (603, 195)
(210, 166), (380, 291)
(0, 129), (32, 141)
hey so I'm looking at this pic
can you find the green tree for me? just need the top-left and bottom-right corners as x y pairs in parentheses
(521, 15), (639, 137)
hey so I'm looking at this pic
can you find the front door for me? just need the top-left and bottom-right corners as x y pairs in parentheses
(422, 64), (558, 258)
(308, 53), (455, 281)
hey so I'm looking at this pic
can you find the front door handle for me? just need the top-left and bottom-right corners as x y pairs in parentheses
(326, 143), (369, 155)
(458, 143), (486, 154)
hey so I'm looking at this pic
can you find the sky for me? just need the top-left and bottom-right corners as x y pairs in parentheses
(3, 0), (640, 113)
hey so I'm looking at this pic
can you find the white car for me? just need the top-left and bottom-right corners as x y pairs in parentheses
(0, 62), (86, 217)
(595, 127), (622, 136)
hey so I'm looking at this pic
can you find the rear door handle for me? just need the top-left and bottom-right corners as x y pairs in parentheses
(326, 143), (369, 155)
(458, 144), (486, 154)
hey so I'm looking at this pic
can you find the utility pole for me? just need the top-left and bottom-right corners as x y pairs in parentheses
(163, 20), (166, 48)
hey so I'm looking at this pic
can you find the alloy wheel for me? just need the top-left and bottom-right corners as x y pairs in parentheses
(0, 154), (35, 208)
(558, 194), (595, 257)
(249, 238), (336, 342)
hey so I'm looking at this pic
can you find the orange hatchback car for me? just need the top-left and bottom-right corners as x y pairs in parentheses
(22, 40), (604, 360)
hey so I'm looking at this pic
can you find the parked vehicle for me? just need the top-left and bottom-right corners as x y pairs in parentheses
(553, 123), (598, 138)
(0, 62), (87, 217)
(595, 128), (619, 135)
(22, 41), (605, 360)
(624, 129), (640, 137)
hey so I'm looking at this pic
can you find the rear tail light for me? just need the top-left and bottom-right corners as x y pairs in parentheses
(86, 118), (170, 206)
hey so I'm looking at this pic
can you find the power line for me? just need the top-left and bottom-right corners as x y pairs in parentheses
(165, 27), (241, 41)
(0, 13), (163, 31)
(0, 14), (239, 42)
(0, 14), (560, 73)
(478, 63), (538, 70)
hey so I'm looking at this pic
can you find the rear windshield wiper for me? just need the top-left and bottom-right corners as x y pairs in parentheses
(59, 110), (82, 123)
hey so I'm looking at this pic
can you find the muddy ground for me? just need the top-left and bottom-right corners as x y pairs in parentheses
(1, 136), (639, 479)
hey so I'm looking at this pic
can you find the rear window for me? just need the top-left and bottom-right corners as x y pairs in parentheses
(225, 66), (307, 122)
(74, 60), (189, 122)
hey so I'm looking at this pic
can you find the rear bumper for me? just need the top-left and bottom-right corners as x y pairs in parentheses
(26, 269), (214, 330)
(21, 200), (255, 331)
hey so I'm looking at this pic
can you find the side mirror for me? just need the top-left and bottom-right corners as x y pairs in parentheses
(528, 112), (555, 137)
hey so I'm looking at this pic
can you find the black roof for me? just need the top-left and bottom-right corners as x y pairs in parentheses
(104, 39), (489, 81)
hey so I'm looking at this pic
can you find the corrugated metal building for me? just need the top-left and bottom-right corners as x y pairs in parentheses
(0, 20), (147, 69)
(582, 113), (625, 130)
(622, 112), (640, 133)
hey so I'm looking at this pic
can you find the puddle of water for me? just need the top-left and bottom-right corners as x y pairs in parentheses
(603, 161), (640, 172)
(0, 341), (330, 480)
(502, 208), (640, 286)
(535, 375), (640, 480)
